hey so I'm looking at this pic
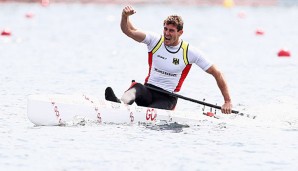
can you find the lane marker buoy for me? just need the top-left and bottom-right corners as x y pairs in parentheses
(255, 29), (265, 35)
(278, 49), (291, 57)
(206, 112), (215, 117)
(1, 29), (11, 36)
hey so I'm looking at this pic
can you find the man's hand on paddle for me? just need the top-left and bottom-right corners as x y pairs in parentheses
(221, 101), (232, 114)
(122, 5), (136, 17)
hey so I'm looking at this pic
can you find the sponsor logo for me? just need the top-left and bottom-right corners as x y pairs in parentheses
(146, 108), (157, 121)
(173, 58), (179, 65)
(157, 55), (167, 60)
(154, 68), (177, 77)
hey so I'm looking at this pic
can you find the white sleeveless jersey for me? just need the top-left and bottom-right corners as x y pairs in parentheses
(142, 32), (212, 92)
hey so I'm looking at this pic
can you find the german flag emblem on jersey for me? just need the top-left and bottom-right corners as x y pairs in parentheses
(173, 58), (179, 65)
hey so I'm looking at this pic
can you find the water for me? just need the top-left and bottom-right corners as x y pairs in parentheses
(1, 3), (298, 171)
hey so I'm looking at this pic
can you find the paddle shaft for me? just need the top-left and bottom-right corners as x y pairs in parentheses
(145, 86), (239, 114)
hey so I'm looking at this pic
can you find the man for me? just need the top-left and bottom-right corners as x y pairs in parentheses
(105, 5), (232, 114)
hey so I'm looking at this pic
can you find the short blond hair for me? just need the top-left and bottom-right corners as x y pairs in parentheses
(163, 15), (184, 31)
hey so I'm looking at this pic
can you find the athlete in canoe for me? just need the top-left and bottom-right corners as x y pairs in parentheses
(106, 5), (232, 114)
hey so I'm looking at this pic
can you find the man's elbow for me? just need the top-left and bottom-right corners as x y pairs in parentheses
(207, 66), (223, 79)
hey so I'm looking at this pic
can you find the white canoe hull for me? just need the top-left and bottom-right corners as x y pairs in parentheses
(27, 94), (214, 126)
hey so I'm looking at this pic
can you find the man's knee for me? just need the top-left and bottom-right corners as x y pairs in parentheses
(121, 82), (152, 106)
(121, 87), (136, 105)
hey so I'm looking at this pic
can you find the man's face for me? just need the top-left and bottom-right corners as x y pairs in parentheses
(163, 24), (183, 46)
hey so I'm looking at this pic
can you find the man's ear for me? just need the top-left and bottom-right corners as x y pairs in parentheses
(179, 30), (183, 36)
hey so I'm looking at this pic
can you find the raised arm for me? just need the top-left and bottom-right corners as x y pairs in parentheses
(120, 6), (146, 42)
(206, 65), (232, 114)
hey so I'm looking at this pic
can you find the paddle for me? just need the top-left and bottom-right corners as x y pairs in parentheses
(145, 86), (256, 119)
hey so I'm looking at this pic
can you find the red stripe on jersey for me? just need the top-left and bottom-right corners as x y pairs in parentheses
(145, 52), (153, 84)
(174, 64), (192, 92)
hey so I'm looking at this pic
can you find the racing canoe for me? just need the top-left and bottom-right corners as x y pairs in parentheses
(27, 94), (218, 126)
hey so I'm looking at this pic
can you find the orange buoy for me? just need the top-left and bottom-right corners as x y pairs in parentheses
(1, 29), (11, 36)
(278, 49), (291, 57)
(255, 29), (265, 35)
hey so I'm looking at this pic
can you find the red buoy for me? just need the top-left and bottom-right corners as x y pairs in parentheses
(1, 29), (11, 36)
(255, 29), (265, 35)
(206, 112), (214, 117)
(278, 49), (291, 57)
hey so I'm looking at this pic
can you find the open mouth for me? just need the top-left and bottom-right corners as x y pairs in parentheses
(165, 36), (171, 41)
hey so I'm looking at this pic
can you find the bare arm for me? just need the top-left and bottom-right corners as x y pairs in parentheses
(120, 6), (146, 42)
(206, 65), (232, 114)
